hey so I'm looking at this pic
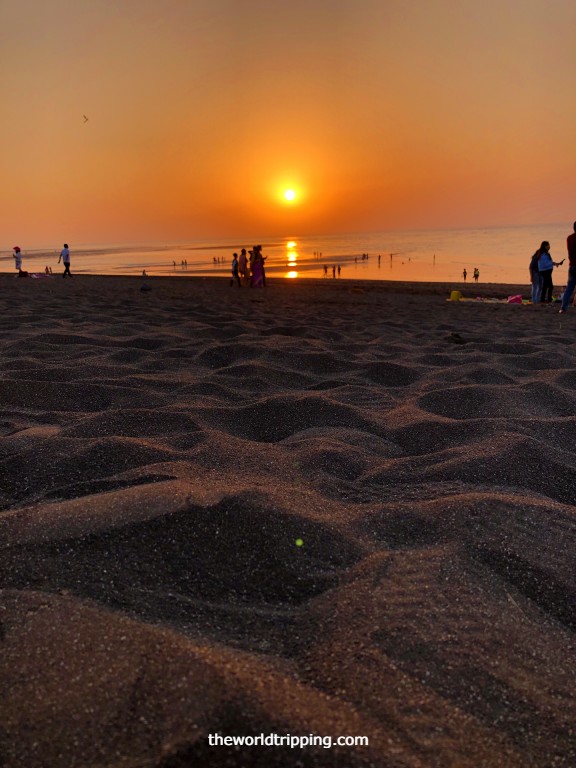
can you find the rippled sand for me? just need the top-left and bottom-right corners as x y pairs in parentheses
(1, 274), (575, 767)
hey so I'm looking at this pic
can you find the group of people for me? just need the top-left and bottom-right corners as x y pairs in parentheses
(462, 267), (480, 282)
(230, 245), (266, 288)
(12, 244), (72, 277)
(529, 222), (576, 310)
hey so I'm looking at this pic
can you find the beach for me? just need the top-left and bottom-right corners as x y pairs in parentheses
(1, 273), (575, 767)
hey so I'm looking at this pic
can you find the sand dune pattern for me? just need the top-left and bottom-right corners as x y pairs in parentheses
(1, 275), (575, 767)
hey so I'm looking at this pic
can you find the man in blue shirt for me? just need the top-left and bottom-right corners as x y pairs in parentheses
(58, 243), (72, 278)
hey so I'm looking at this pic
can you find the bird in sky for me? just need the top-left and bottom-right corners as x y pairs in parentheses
(83, 115), (89, 123)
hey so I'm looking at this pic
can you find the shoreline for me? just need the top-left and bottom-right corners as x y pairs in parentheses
(0, 271), (535, 299)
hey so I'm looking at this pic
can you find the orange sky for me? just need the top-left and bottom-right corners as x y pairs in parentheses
(2, 0), (575, 247)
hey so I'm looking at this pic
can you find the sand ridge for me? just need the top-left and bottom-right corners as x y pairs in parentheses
(0, 274), (575, 766)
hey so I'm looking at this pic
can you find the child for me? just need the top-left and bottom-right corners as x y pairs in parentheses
(230, 253), (241, 287)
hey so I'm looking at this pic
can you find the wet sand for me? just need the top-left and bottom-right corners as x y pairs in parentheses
(0, 274), (575, 767)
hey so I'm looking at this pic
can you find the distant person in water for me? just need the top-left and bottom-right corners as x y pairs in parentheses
(537, 241), (564, 303)
(324, 265), (328, 277)
(473, 267), (479, 282)
(462, 268), (467, 281)
(58, 243), (72, 277)
(559, 222), (576, 313)
(13, 246), (22, 272)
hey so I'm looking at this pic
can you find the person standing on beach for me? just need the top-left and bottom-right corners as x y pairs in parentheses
(58, 243), (72, 277)
(13, 246), (22, 273)
(559, 222), (576, 313)
(255, 245), (267, 287)
(238, 248), (248, 285)
(473, 267), (479, 282)
(230, 253), (241, 287)
(537, 241), (564, 303)
(529, 248), (543, 304)
(251, 249), (265, 288)
(462, 268), (467, 281)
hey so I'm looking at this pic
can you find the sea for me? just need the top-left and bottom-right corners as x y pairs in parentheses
(2, 224), (571, 286)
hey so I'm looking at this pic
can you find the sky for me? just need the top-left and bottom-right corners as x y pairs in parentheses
(1, 0), (575, 247)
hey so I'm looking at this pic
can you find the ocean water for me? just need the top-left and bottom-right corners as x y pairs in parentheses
(2, 224), (571, 286)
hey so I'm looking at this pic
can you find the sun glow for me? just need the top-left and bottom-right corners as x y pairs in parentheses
(286, 241), (298, 265)
(283, 189), (297, 202)
(286, 270), (298, 278)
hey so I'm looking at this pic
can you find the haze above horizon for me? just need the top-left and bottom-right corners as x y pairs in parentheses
(2, 0), (575, 248)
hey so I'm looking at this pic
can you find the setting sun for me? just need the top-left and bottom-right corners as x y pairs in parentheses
(284, 189), (297, 202)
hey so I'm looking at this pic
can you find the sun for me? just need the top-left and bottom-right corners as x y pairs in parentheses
(283, 189), (297, 202)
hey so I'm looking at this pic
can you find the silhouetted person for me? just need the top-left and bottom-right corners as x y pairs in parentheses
(537, 241), (564, 303)
(255, 245), (267, 286)
(13, 246), (22, 273)
(251, 250), (264, 288)
(473, 267), (479, 283)
(529, 248), (543, 304)
(230, 253), (241, 287)
(462, 268), (467, 281)
(238, 248), (248, 285)
(58, 243), (72, 277)
(559, 222), (576, 313)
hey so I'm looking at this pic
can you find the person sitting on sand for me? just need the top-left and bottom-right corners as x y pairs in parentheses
(537, 241), (564, 304)
(559, 222), (576, 314)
